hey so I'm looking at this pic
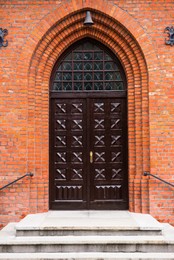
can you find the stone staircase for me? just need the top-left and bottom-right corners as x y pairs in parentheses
(0, 211), (174, 259)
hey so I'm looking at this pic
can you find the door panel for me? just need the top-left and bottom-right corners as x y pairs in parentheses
(50, 98), (87, 209)
(89, 98), (127, 209)
(50, 96), (128, 210)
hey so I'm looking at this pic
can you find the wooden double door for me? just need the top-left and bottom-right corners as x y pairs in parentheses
(50, 93), (128, 210)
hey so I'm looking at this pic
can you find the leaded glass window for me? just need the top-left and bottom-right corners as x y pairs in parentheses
(52, 39), (126, 92)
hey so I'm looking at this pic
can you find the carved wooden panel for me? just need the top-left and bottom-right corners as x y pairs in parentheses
(51, 99), (87, 208)
(89, 98), (127, 208)
(56, 185), (83, 200)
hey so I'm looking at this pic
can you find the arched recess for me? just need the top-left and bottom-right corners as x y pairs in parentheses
(26, 8), (150, 214)
(49, 38), (128, 210)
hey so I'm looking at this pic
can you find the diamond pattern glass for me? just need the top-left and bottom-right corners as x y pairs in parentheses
(94, 52), (103, 60)
(84, 52), (92, 60)
(64, 53), (72, 60)
(94, 72), (103, 80)
(94, 62), (103, 70)
(74, 73), (82, 81)
(114, 82), (124, 90)
(84, 62), (92, 70)
(52, 40), (125, 91)
(105, 82), (112, 90)
(74, 82), (82, 91)
(105, 53), (112, 60)
(105, 72), (114, 80)
(74, 52), (83, 60)
(94, 82), (103, 90)
(84, 73), (92, 81)
(55, 72), (62, 81)
(63, 83), (72, 91)
(74, 62), (83, 70)
(84, 83), (92, 90)
(53, 83), (62, 91)
(63, 73), (72, 81)
(63, 62), (72, 70)
(104, 62), (117, 70)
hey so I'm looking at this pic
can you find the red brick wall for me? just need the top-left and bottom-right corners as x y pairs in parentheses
(0, 0), (174, 228)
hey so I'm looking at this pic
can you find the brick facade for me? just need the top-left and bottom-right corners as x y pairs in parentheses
(0, 0), (174, 228)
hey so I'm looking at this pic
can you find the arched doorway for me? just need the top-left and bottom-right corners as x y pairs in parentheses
(49, 38), (128, 210)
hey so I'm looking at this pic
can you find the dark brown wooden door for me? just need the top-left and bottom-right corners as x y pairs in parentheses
(50, 97), (87, 209)
(89, 98), (127, 209)
(50, 95), (128, 210)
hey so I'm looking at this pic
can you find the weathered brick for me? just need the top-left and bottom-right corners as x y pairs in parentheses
(0, 0), (174, 228)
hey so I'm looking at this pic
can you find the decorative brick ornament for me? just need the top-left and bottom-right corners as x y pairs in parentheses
(165, 26), (174, 46)
(0, 28), (8, 48)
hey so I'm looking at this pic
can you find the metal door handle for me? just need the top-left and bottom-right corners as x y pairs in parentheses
(90, 151), (93, 163)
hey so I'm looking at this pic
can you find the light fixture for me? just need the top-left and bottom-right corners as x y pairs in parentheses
(84, 11), (94, 26)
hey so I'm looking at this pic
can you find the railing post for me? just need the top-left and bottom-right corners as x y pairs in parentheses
(27, 172), (34, 177)
(143, 172), (150, 177)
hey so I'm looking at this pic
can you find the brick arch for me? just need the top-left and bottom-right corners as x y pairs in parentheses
(25, 7), (152, 214)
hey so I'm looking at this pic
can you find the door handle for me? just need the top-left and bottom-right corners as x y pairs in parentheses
(90, 151), (93, 163)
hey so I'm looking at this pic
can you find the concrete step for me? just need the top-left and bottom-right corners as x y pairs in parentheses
(0, 211), (174, 258)
(0, 252), (174, 260)
(0, 235), (174, 253)
(16, 228), (162, 236)
(15, 211), (163, 237)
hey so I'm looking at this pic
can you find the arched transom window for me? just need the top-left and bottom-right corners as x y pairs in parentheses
(51, 39), (126, 92)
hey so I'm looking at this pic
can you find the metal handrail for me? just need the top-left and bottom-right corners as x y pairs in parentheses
(144, 172), (174, 188)
(0, 173), (34, 191)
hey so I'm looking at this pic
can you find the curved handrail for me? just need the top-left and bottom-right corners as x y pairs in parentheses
(144, 172), (174, 188)
(0, 173), (34, 191)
